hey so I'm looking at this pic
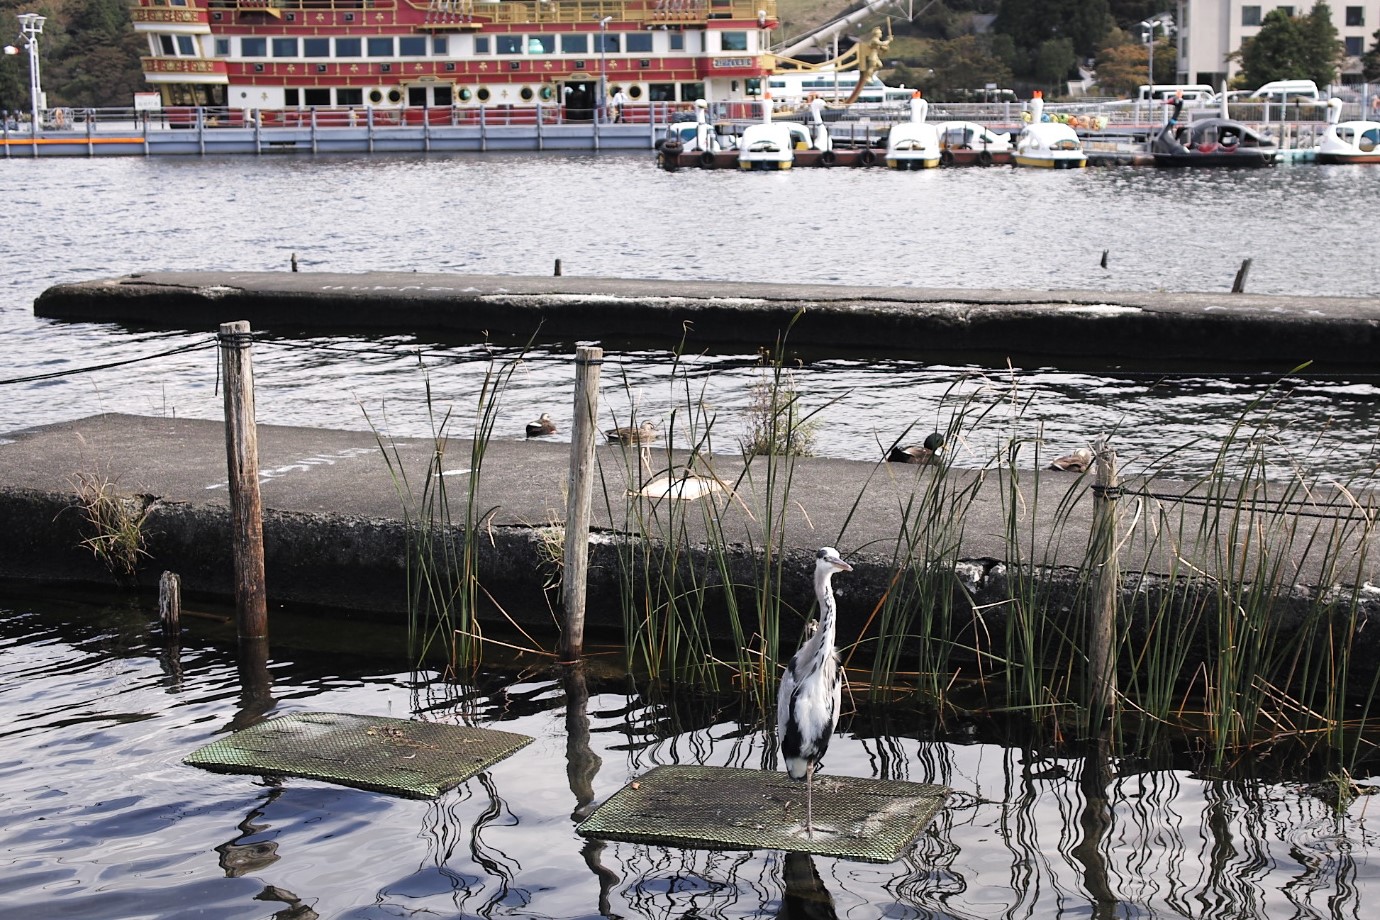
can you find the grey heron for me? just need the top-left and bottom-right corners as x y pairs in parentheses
(777, 546), (852, 838)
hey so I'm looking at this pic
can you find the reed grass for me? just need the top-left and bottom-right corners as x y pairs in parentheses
(368, 348), (526, 677)
(70, 471), (152, 585)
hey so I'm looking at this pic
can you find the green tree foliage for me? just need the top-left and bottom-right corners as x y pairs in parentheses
(993, 0), (1110, 83)
(1237, 4), (1342, 87)
(892, 33), (1013, 100)
(0, 0), (145, 111)
(1363, 26), (1380, 81)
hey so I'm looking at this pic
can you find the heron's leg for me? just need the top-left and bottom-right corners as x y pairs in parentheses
(805, 762), (815, 839)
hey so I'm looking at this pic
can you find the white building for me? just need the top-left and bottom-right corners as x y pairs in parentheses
(1176, 0), (1377, 87)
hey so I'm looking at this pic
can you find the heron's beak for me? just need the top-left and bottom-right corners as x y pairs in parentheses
(834, 559), (853, 573)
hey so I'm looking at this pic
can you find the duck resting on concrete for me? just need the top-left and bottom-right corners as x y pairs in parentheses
(526, 413), (557, 437)
(606, 420), (659, 444)
(1047, 447), (1094, 472)
(886, 432), (945, 464)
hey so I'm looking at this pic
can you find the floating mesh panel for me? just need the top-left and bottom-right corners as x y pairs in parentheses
(577, 764), (949, 863)
(185, 711), (532, 799)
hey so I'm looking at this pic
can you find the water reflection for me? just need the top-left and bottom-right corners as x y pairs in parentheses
(3, 595), (1380, 918)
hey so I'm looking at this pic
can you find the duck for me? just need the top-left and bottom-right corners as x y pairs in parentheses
(1047, 447), (1094, 472)
(886, 432), (945, 464)
(525, 413), (557, 438)
(606, 420), (659, 444)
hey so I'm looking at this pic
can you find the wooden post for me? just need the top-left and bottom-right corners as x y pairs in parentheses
(219, 321), (268, 642)
(1232, 258), (1252, 293)
(1088, 437), (1119, 732)
(554, 258), (562, 277)
(159, 570), (181, 634)
(561, 345), (602, 662)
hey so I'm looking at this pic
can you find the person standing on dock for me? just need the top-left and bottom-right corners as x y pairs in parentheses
(612, 88), (629, 123)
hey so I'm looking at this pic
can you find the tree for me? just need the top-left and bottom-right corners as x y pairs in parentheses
(1237, 5), (1341, 87)
(1363, 26), (1380, 81)
(912, 34), (1014, 99)
(995, 0), (1111, 59)
(1095, 41), (1160, 96)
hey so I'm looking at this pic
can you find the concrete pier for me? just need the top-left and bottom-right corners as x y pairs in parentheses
(34, 271), (1380, 370)
(1, 414), (1375, 651)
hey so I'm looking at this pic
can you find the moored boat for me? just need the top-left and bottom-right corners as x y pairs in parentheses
(1317, 99), (1380, 164)
(1150, 97), (1280, 167)
(128, 0), (781, 124)
(1012, 93), (1086, 169)
(884, 92), (940, 169)
(936, 121), (1012, 166)
(736, 121), (795, 170)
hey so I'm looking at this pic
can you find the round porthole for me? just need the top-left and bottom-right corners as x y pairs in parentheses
(539, 85), (555, 101)
(629, 85), (643, 99)
(477, 87), (491, 102)
(387, 88), (402, 104)
(368, 89), (383, 104)
(520, 86), (534, 101)
(459, 87), (473, 102)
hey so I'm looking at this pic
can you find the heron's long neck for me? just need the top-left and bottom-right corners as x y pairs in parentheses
(814, 569), (838, 646)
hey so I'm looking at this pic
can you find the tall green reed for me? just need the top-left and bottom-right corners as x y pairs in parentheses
(367, 348), (525, 678)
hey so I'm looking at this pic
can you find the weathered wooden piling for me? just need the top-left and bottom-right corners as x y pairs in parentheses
(159, 570), (181, 633)
(1088, 438), (1120, 731)
(560, 344), (602, 662)
(1232, 258), (1253, 293)
(219, 320), (268, 642)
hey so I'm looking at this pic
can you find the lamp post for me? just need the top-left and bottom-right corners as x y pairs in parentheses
(16, 13), (46, 133)
(1141, 19), (1163, 97)
(598, 15), (612, 123)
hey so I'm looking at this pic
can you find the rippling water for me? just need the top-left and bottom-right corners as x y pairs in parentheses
(2, 589), (1377, 919)
(2, 154), (1378, 483)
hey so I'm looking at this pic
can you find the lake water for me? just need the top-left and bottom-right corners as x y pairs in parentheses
(3, 153), (1380, 918)
(1, 153), (1378, 486)
(3, 587), (1377, 920)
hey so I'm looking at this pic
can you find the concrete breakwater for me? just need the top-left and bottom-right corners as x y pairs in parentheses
(33, 271), (1380, 370)
(2, 414), (1377, 677)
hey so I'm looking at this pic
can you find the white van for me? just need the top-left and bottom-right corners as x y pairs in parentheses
(1250, 79), (1321, 102)
(1136, 83), (1216, 104)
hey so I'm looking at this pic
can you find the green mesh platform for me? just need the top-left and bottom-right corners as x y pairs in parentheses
(577, 765), (949, 862)
(185, 711), (532, 799)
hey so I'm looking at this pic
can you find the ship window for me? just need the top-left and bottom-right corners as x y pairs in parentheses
(176, 35), (196, 55)
(241, 38), (267, 57)
(337, 88), (363, 105)
(626, 33), (652, 53)
(285, 88), (299, 106)
(561, 35), (588, 54)
(159, 35), (176, 55)
(475, 36), (491, 54)
(214, 38), (230, 56)
(432, 36), (448, 54)
(399, 36), (427, 56)
(648, 82), (675, 101)
(407, 86), (426, 106)
(303, 38), (330, 57)
(368, 37), (393, 57)
(680, 81), (704, 101)
(594, 33), (620, 53)
(336, 38), (362, 57)
(434, 86), (453, 105)
(497, 35), (523, 54)
(528, 35), (555, 54)
(273, 38), (298, 57)
(304, 88), (330, 106)
(721, 31), (748, 51)
(670, 32), (684, 51)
